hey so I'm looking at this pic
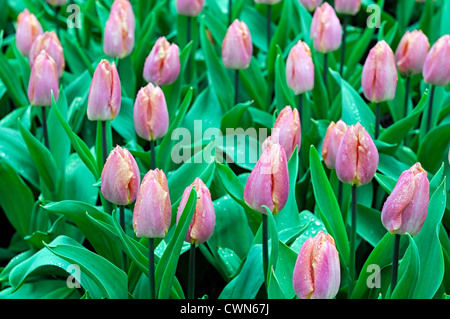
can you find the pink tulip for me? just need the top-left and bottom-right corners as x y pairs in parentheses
(269, 106), (301, 158)
(27, 51), (59, 107)
(45, 0), (68, 5)
(395, 30), (430, 76)
(29, 31), (65, 77)
(322, 120), (348, 170)
(143, 37), (180, 86)
(335, 123), (378, 186)
(176, 178), (215, 244)
(310, 3), (342, 53)
(176, 0), (205, 17)
(87, 59), (121, 121)
(133, 83), (169, 141)
(381, 163), (429, 236)
(286, 40), (315, 95)
(244, 143), (289, 215)
(133, 169), (172, 238)
(293, 231), (341, 299)
(334, 0), (362, 15)
(101, 145), (140, 206)
(361, 40), (398, 103)
(254, 0), (282, 4)
(423, 34), (450, 87)
(222, 19), (253, 70)
(103, 0), (136, 59)
(15, 9), (43, 57)
(298, 0), (323, 12)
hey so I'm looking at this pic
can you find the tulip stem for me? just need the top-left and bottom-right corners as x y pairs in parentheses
(375, 103), (380, 139)
(404, 76), (410, 117)
(42, 107), (49, 149)
(426, 85), (435, 132)
(187, 17), (192, 45)
(101, 121), (108, 164)
(188, 243), (196, 299)
(390, 234), (401, 296)
(148, 237), (156, 299)
(54, 6), (60, 39)
(229, 0), (233, 26)
(298, 94), (303, 127)
(323, 53), (328, 91)
(340, 15), (348, 76)
(120, 205), (127, 270)
(234, 70), (239, 105)
(150, 140), (156, 170)
(338, 180), (343, 211)
(349, 184), (357, 298)
(262, 214), (269, 292)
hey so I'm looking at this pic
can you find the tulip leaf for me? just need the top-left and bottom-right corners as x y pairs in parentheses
(417, 123), (450, 174)
(309, 145), (350, 267)
(274, 50), (296, 113)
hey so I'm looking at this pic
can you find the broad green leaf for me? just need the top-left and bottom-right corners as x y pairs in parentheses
(417, 123), (450, 174)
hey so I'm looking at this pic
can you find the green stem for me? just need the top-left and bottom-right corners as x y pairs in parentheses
(390, 234), (400, 296)
(338, 180), (343, 211)
(375, 103), (380, 139)
(101, 121), (108, 165)
(426, 85), (435, 132)
(120, 205), (127, 270)
(323, 53), (328, 92)
(404, 76), (410, 117)
(42, 107), (49, 149)
(188, 243), (196, 299)
(349, 184), (357, 298)
(187, 16), (192, 45)
(150, 140), (156, 170)
(229, 0), (233, 26)
(298, 94), (303, 127)
(262, 214), (269, 291)
(234, 70), (239, 105)
(54, 6), (60, 39)
(149, 238), (156, 299)
(340, 15), (348, 76)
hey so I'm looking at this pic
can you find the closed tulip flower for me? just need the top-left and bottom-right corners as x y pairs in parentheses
(361, 40), (398, 103)
(29, 31), (65, 77)
(133, 169), (172, 238)
(423, 34), (450, 87)
(335, 123), (378, 186)
(87, 59), (121, 121)
(28, 51), (59, 106)
(269, 106), (301, 158)
(310, 2), (342, 53)
(395, 30), (430, 76)
(244, 143), (289, 215)
(101, 146), (140, 206)
(222, 19), (253, 70)
(16, 9), (43, 57)
(298, 0), (323, 12)
(335, 0), (362, 15)
(293, 231), (341, 299)
(381, 163), (429, 236)
(286, 40), (315, 95)
(133, 83), (169, 141)
(176, 0), (205, 17)
(143, 37), (180, 86)
(103, 0), (136, 59)
(176, 178), (215, 244)
(322, 120), (348, 170)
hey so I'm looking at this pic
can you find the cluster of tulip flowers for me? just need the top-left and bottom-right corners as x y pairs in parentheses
(10, 0), (450, 300)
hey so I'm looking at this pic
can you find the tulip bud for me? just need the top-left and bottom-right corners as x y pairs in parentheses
(87, 59), (121, 121)
(101, 145), (140, 206)
(176, 178), (215, 244)
(133, 169), (172, 238)
(16, 9), (43, 57)
(292, 231), (341, 299)
(270, 106), (301, 158)
(286, 40), (315, 95)
(298, 0), (324, 12)
(310, 3), (342, 53)
(322, 120), (348, 170)
(133, 83), (169, 141)
(28, 51), (59, 106)
(395, 30), (430, 76)
(254, 0), (282, 4)
(143, 37), (180, 86)
(29, 31), (65, 77)
(335, 123), (378, 186)
(334, 0), (362, 15)
(361, 40), (398, 103)
(381, 163), (429, 236)
(423, 34), (450, 87)
(176, 0), (205, 17)
(45, 0), (68, 5)
(103, 0), (136, 59)
(244, 143), (289, 215)
(222, 19), (253, 70)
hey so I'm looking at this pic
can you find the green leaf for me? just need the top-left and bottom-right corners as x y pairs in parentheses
(309, 145), (349, 266)
(417, 123), (450, 174)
